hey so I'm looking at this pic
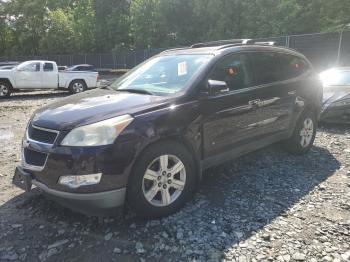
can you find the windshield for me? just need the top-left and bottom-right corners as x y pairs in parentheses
(17, 61), (41, 72)
(320, 69), (350, 86)
(109, 54), (212, 96)
(66, 65), (94, 71)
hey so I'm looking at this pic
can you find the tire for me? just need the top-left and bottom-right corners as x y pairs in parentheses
(69, 80), (87, 94)
(0, 81), (12, 98)
(283, 109), (317, 155)
(127, 141), (197, 218)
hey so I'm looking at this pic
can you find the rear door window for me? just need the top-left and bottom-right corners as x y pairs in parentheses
(279, 54), (310, 79)
(209, 53), (254, 91)
(250, 52), (285, 85)
(43, 63), (54, 72)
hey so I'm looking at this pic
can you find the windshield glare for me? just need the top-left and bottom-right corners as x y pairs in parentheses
(110, 54), (212, 96)
(320, 69), (350, 86)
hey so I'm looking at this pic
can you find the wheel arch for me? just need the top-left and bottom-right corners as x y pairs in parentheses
(68, 79), (87, 89)
(164, 135), (202, 182)
(0, 78), (14, 89)
(306, 102), (321, 120)
(289, 99), (320, 137)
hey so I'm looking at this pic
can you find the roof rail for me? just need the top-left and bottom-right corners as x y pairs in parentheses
(191, 39), (253, 48)
(254, 41), (276, 46)
(161, 47), (190, 53)
(162, 39), (279, 53)
(217, 43), (250, 50)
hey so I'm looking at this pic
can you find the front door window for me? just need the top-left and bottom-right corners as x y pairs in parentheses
(209, 53), (254, 92)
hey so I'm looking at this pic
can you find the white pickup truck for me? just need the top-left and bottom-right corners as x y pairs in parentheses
(0, 60), (99, 98)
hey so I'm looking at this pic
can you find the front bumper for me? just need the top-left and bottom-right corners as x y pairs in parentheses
(13, 166), (126, 215)
(13, 122), (141, 215)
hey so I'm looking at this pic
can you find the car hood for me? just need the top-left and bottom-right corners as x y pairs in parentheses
(322, 86), (350, 108)
(0, 69), (13, 75)
(32, 89), (170, 130)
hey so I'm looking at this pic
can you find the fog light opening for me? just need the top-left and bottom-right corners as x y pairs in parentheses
(58, 173), (102, 189)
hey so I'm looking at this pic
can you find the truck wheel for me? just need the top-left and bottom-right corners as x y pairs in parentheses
(283, 110), (317, 155)
(69, 80), (87, 94)
(127, 141), (196, 218)
(0, 81), (12, 98)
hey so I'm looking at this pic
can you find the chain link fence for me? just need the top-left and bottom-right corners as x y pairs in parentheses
(1, 32), (349, 72)
(256, 32), (350, 71)
(0, 48), (168, 70)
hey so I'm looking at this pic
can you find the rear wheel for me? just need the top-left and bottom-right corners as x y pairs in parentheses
(0, 81), (12, 98)
(69, 80), (87, 94)
(127, 142), (196, 218)
(283, 110), (317, 154)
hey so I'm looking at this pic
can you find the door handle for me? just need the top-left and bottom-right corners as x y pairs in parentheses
(249, 99), (261, 106)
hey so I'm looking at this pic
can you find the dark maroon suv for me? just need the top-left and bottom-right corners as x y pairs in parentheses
(14, 40), (323, 218)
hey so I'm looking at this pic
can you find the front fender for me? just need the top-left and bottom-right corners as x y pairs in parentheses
(114, 101), (203, 186)
(0, 74), (16, 88)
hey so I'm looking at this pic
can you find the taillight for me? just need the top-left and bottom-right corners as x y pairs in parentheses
(97, 74), (100, 81)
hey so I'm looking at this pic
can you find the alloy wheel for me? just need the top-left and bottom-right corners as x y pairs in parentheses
(0, 84), (9, 97)
(300, 118), (314, 148)
(142, 154), (186, 207)
(72, 82), (84, 93)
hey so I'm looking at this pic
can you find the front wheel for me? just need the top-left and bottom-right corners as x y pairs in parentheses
(69, 80), (87, 94)
(127, 142), (196, 218)
(283, 110), (317, 155)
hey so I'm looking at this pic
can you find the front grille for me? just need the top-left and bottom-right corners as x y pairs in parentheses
(28, 124), (58, 144)
(24, 148), (47, 167)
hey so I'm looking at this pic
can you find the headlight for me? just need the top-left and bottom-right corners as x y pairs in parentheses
(61, 115), (133, 146)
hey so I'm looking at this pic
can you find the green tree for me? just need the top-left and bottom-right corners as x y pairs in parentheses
(40, 9), (75, 54)
(1, 0), (350, 57)
(0, 1), (14, 57)
(1, 0), (96, 55)
(71, 0), (96, 53)
(5, 0), (49, 55)
(130, 0), (168, 49)
(93, 0), (131, 52)
(157, 0), (198, 46)
(318, 0), (350, 32)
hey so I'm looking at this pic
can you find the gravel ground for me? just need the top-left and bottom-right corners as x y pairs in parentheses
(0, 89), (350, 262)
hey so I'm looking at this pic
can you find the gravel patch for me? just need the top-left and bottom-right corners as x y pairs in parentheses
(0, 89), (349, 261)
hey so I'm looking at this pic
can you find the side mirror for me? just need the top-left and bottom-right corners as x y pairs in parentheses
(208, 79), (229, 96)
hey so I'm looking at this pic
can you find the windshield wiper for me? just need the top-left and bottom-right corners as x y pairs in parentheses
(117, 89), (155, 95)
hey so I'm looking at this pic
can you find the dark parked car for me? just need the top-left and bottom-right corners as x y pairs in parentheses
(58, 65), (68, 71)
(65, 64), (96, 72)
(14, 40), (323, 218)
(320, 67), (350, 123)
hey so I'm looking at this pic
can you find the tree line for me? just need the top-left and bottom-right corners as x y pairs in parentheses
(0, 0), (349, 57)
